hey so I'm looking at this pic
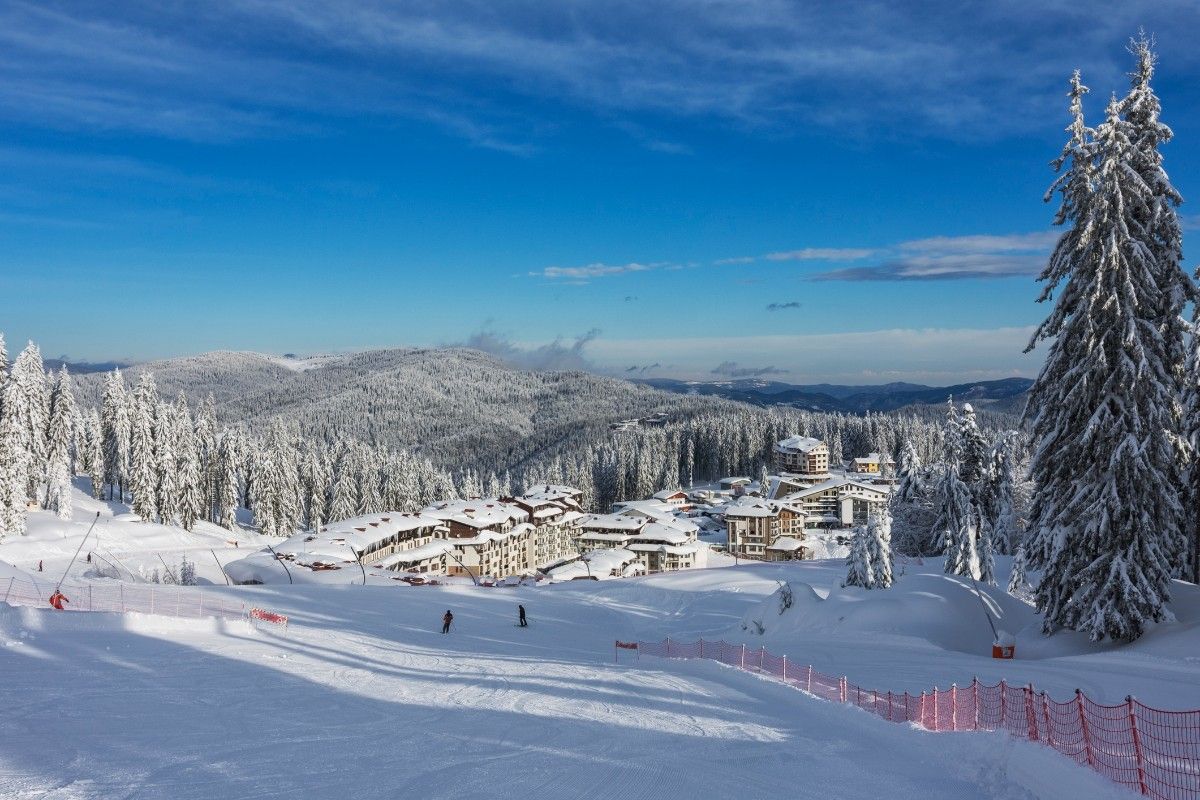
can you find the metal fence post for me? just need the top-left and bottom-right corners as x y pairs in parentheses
(950, 684), (957, 731)
(932, 687), (939, 730)
(1127, 697), (1149, 796)
(782, 655), (788, 682)
(805, 665), (813, 694)
(1077, 690), (1094, 767)
(740, 644), (746, 670)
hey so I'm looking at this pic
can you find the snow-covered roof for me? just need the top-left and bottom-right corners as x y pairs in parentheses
(723, 495), (805, 519)
(774, 436), (827, 454)
(276, 512), (445, 559)
(853, 452), (895, 465)
(631, 523), (691, 545)
(579, 531), (635, 543)
(376, 540), (455, 568)
(785, 476), (889, 500)
(580, 513), (650, 532)
(626, 543), (700, 556)
(652, 488), (688, 501)
(766, 536), (809, 552)
(421, 499), (529, 530)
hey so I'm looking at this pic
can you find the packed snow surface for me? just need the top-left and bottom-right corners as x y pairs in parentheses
(1, 490), (1196, 798)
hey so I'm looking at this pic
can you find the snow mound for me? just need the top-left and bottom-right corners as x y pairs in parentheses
(741, 573), (1039, 657)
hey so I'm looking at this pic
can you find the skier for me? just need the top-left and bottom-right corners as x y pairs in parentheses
(48, 590), (69, 610)
(442, 610), (453, 634)
(37, 560), (42, 572)
(518, 605), (527, 627)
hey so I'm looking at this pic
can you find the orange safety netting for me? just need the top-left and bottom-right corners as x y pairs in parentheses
(633, 638), (1200, 800)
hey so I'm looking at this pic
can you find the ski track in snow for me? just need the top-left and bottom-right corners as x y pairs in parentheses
(0, 569), (1147, 800)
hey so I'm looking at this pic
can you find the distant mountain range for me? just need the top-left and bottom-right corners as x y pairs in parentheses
(631, 377), (1033, 415)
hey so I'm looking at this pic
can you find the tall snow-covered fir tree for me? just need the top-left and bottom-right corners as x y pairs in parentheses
(10, 342), (49, 506)
(216, 431), (241, 530)
(1025, 60), (1191, 641)
(101, 369), (131, 501)
(45, 367), (77, 520)
(175, 397), (202, 531)
(865, 509), (893, 589)
(0, 380), (29, 537)
(843, 523), (874, 589)
(936, 463), (978, 579)
(129, 373), (160, 522)
(84, 409), (104, 499)
(154, 400), (181, 525)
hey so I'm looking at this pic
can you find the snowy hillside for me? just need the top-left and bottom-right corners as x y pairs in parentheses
(0, 564), (1149, 800)
(72, 347), (731, 470)
(3, 488), (1200, 797)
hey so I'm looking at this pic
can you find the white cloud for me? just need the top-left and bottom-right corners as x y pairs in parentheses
(813, 231), (1059, 281)
(532, 262), (663, 281)
(765, 247), (876, 262)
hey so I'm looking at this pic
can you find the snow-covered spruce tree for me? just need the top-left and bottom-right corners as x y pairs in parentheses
(936, 463), (978, 579)
(0, 380), (29, 537)
(193, 395), (217, 522)
(865, 509), (894, 589)
(45, 367), (77, 520)
(1118, 37), (1200, 582)
(1025, 72), (1190, 640)
(128, 373), (160, 522)
(11, 342), (49, 506)
(100, 369), (131, 501)
(957, 403), (989, 488)
(843, 523), (875, 589)
(176, 397), (202, 531)
(329, 447), (358, 522)
(1008, 541), (1033, 601)
(154, 400), (181, 525)
(85, 409), (104, 499)
(216, 431), (240, 530)
(987, 431), (1025, 555)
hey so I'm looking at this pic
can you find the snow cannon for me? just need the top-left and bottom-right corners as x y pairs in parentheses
(992, 630), (1015, 659)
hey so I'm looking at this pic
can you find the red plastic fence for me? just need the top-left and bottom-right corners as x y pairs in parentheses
(1, 576), (249, 622)
(634, 638), (1200, 800)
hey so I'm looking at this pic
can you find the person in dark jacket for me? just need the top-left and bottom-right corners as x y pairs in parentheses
(518, 605), (527, 627)
(442, 610), (453, 634)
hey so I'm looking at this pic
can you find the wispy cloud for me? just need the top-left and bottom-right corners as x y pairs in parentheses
(711, 361), (786, 378)
(765, 248), (876, 262)
(766, 301), (802, 311)
(532, 262), (664, 282)
(714, 256), (755, 265)
(2, 1), (1196, 149)
(813, 231), (1059, 281)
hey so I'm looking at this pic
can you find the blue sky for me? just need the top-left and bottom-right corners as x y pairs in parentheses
(2, 1), (1199, 383)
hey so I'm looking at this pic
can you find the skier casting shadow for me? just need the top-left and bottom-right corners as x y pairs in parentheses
(442, 610), (453, 634)
(518, 604), (527, 627)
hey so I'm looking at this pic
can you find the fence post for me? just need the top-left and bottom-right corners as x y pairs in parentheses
(972, 678), (980, 731)
(1025, 685), (1039, 741)
(699, 638), (704, 658)
(782, 655), (787, 682)
(666, 636), (672, 657)
(3, 577), (13, 604)
(1041, 692), (1054, 750)
(839, 677), (847, 704)
(919, 692), (927, 729)
(740, 644), (746, 670)
(932, 687), (939, 730)
(1077, 690), (1094, 767)
(758, 646), (765, 670)
(806, 665), (813, 693)
(999, 680), (1007, 730)
(119, 583), (124, 612)
(1127, 697), (1149, 796)
(887, 690), (894, 722)
(950, 684), (957, 731)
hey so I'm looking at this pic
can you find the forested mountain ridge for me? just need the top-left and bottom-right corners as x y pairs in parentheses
(74, 348), (736, 473)
(635, 376), (1033, 414)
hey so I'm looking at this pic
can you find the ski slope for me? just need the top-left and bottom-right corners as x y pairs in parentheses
(0, 568), (1146, 800)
